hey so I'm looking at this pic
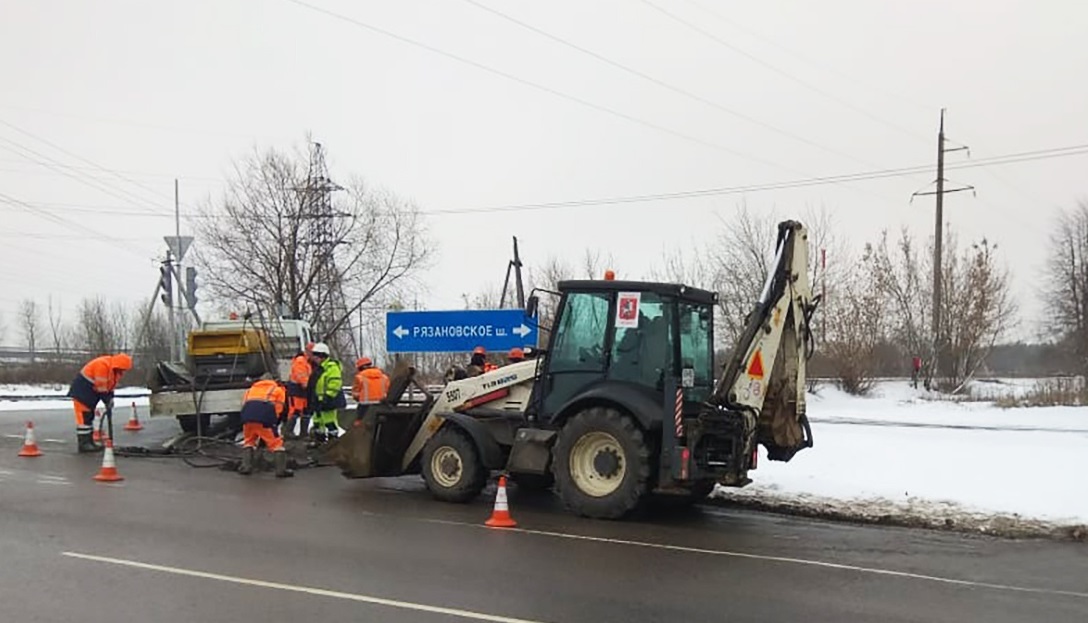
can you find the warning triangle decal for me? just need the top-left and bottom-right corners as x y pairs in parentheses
(747, 350), (765, 379)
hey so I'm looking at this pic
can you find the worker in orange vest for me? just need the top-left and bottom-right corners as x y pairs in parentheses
(283, 342), (314, 439)
(238, 374), (292, 478)
(65, 353), (133, 453)
(467, 346), (498, 376)
(352, 357), (390, 421)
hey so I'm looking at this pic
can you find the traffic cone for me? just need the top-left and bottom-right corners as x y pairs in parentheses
(93, 436), (124, 482)
(92, 408), (102, 444)
(123, 402), (143, 432)
(485, 475), (518, 528)
(17, 421), (43, 458)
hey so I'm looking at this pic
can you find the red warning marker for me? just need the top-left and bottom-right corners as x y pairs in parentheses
(747, 350), (765, 379)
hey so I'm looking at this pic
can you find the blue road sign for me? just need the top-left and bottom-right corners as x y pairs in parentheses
(386, 309), (538, 353)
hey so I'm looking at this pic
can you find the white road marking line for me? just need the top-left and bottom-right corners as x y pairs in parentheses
(36, 480), (72, 486)
(39, 475), (69, 481)
(4, 434), (24, 439)
(417, 518), (1088, 600)
(43, 438), (67, 444)
(62, 552), (551, 623)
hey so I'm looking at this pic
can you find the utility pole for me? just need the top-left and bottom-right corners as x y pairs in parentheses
(175, 178), (184, 360)
(911, 109), (973, 387)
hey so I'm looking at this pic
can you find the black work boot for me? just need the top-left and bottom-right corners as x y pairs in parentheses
(274, 452), (294, 478)
(77, 431), (102, 454)
(282, 416), (297, 440)
(238, 447), (255, 475)
(307, 431), (327, 449)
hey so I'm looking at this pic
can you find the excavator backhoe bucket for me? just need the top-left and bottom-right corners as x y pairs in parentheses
(324, 412), (378, 478)
(321, 362), (434, 479)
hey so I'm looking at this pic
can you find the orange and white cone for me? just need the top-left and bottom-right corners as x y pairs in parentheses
(18, 421), (43, 458)
(485, 475), (518, 528)
(92, 408), (102, 444)
(93, 436), (124, 482)
(123, 402), (143, 432)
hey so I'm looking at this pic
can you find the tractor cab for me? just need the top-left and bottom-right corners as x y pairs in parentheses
(528, 279), (718, 431)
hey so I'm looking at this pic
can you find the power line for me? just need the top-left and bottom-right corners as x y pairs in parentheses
(279, 0), (799, 175)
(677, 0), (935, 113)
(638, 0), (931, 145)
(456, 0), (881, 169)
(0, 158), (226, 183)
(0, 135), (166, 217)
(0, 119), (174, 210)
(423, 143), (1088, 215)
(0, 200), (208, 218)
(0, 192), (151, 258)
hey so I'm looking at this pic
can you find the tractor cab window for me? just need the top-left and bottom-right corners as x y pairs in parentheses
(549, 292), (610, 372)
(678, 302), (714, 403)
(609, 292), (673, 389)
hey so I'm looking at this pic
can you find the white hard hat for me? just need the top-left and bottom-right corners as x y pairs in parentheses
(311, 342), (331, 356)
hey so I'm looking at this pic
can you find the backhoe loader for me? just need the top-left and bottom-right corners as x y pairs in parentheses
(324, 220), (820, 519)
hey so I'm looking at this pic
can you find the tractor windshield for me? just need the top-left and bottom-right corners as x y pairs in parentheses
(678, 301), (714, 403)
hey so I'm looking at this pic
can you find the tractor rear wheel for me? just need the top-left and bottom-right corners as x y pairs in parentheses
(421, 426), (487, 503)
(552, 407), (651, 519)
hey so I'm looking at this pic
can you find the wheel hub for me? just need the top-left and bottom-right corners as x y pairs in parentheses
(568, 431), (627, 498)
(430, 446), (463, 488)
(593, 448), (621, 478)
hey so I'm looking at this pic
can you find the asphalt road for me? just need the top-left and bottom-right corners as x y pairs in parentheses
(2, 406), (1086, 623)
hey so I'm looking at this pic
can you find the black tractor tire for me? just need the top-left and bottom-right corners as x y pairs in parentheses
(421, 426), (488, 503)
(552, 407), (651, 519)
(178, 413), (211, 435)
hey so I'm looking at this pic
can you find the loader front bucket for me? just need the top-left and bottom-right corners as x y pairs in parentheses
(322, 412), (378, 478)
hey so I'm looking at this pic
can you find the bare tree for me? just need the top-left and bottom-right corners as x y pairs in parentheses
(192, 143), (431, 356)
(18, 299), (42, 360)
(941, 238), (1017, 390)
(1044, 202), (1088, 372)
(74, 297), (130, 354)
(823, 248), (887, 394)
(869, 225), (1016, 391)
(47, 296), (68, 357)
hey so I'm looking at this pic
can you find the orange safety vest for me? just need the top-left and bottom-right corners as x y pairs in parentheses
(483, 362), (498, 373)
(241, 379), (287, 424)
(81, 355), (122, 394)
(289, 354), (311, 386)
(354, 367), (390, 405)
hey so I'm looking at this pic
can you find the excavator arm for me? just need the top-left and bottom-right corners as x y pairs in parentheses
(709, 220), (821, 462)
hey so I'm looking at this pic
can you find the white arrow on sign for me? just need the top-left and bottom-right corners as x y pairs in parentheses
(513, 324), (531, 338)
(393, 326), (409, 339)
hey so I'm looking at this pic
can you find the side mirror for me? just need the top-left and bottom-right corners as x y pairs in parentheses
(525, 295), (539, 319)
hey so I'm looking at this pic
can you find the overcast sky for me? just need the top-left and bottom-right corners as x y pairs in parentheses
(1, 0), (1085, 346)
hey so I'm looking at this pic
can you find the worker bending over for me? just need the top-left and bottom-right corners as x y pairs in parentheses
(65, 353), (133, 453)
(238, 374), (293, 478)
(352, 357), (389, 421)
(310, 342), (346, 447)
(283, 342), (314, 439)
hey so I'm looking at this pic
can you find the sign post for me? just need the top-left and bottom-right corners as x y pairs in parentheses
(386, 309), (538, 354)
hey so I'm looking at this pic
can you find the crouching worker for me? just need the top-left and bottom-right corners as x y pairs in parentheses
(238, 374), (293, 478)
(66, 353), (133, 453)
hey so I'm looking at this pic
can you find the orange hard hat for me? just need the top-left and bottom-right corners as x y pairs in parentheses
(110, 353), (133, 371)
(473, 346), (486, 355)
(508, 348), (525, 360)
(356, 357), (372, 369)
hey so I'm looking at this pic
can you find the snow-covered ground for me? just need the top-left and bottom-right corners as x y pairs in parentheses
(716, 379), (1088, 531)
(0, 384), (149, 411)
